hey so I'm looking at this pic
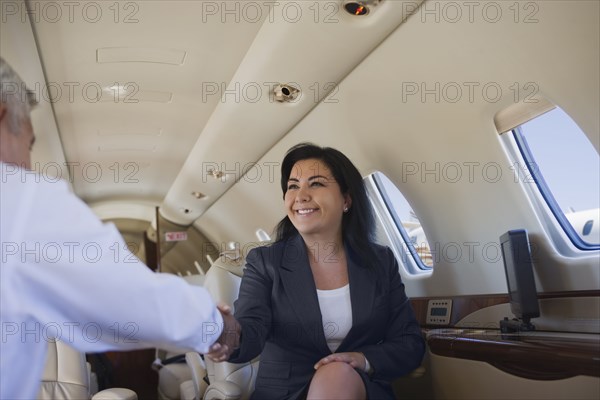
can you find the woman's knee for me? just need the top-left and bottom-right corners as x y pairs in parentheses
(307, 362), (366, 399)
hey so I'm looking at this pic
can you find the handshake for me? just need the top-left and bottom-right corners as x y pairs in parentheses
(206, 303), (241, 362)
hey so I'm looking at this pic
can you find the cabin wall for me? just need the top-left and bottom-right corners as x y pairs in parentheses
(198, 0), (599, 300)
(430, 354), (599, 400)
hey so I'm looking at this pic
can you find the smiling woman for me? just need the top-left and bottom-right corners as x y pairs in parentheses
(206, 142), (425, 400)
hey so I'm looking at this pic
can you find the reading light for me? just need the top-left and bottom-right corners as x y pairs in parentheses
(343, 0), (381, 16)
(191, 191), (206, 199)
(207, 169), (225, 180)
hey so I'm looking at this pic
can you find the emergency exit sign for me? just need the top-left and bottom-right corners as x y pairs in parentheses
(165, 231), (188, 242)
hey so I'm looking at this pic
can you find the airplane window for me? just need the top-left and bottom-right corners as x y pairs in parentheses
(582, 220), (593, 236)
(365, 172), (433, 272)
(513, 107), (600, 249)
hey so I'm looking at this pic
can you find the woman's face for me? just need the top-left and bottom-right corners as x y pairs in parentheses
(284, 158), (350, 241)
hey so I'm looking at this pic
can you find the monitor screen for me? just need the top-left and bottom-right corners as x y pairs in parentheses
(500, 229), (540, 322)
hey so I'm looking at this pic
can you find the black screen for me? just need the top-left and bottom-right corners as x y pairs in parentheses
(431, 307), (447, 317)
(500, 229), (540, 322)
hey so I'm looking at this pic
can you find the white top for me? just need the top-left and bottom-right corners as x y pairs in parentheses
(0, 164), (223, 399)
(316, 284), (352, 352)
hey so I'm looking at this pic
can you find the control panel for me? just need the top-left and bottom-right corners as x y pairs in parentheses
(426, 299), (453, 325)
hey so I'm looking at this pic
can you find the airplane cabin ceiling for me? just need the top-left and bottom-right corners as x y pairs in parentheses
(0, 0), (423, 277)
(19, 0), (424, 224)
(27, 0), (268, 205)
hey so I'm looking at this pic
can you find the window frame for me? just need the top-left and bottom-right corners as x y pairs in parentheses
(510, 127), (599, 251)
(365, 172), (433, 274)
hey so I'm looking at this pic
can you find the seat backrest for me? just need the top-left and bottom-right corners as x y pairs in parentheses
(156, 274), (205, 400)
(203, 256), (259, 400)
(39, 340), (138, 400)
(38, 340), (90, 400)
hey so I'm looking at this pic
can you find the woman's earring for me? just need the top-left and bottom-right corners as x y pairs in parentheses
(343, 207), (349, 213)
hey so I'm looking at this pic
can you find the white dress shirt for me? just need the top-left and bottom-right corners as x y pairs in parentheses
(0, 163), (223, 399)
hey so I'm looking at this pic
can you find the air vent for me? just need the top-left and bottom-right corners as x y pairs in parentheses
(97, 47), (186, 65)
(97, 145), (156, 152)
(273, 83), (300, 103)
(97, 128), (163, 137)
(99, 86), (173, 103)
(191, 191), (207, 200)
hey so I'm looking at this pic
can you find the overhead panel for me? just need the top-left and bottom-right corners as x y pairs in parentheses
(160, 0), (425, 225)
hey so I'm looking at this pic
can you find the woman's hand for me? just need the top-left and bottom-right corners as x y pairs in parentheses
(205, 303), (241, 363)
(313, 352), (367, 371)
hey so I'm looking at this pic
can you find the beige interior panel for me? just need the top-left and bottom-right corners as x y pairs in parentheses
(430, 353), (600, 400)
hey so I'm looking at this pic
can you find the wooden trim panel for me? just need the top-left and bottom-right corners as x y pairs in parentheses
(427, 329), (600, 380)
(411, 294), (507, 327)
(410, 290), (600, 328)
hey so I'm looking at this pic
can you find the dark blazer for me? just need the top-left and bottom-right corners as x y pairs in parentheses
(230, 234), (425, 399)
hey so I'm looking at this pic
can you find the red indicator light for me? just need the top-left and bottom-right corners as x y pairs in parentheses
(344, 2), (370, 16)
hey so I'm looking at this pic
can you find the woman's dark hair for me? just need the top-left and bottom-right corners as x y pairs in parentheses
(274, 143), (377, 268)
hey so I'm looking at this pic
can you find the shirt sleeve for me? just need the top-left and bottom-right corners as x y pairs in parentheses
(1, 174), (223, 355)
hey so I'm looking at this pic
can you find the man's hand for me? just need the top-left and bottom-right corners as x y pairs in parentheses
(206, 303), (241, 362)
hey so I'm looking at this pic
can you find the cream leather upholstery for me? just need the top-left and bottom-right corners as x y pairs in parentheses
(181, 256), (259, 400)
(157, 352), (193, 400)
(92, 389), (138, 400)
(180, 352), (209, 400)
(38, 340), (90, 399)
(156, 275), (205, 400)
(179, 379), (197, 400)
(38, 340), (137, 400)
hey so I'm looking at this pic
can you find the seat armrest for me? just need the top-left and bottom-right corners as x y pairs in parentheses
(409, 365), (426, 378)
(180, 380), (196, 400)
(185, 352), (208, 398)
(91, 388), (138, 400)
(204, 381), (242, 400)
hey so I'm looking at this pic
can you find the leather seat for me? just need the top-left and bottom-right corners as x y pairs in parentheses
(180, 255), (259, 400)
(156, 274), (206, 400)
(156, 351), (193, 400)
(38, 340), (137, 400)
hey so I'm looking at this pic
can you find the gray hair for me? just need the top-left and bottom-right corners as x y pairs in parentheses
(0, 57), (38, 134)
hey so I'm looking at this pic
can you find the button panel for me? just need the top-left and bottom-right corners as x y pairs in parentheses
(426, 299), (453, 325)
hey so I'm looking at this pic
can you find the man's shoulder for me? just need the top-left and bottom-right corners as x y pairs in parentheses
(1, 163), (70, 193)
(0, 163), (100, 232)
